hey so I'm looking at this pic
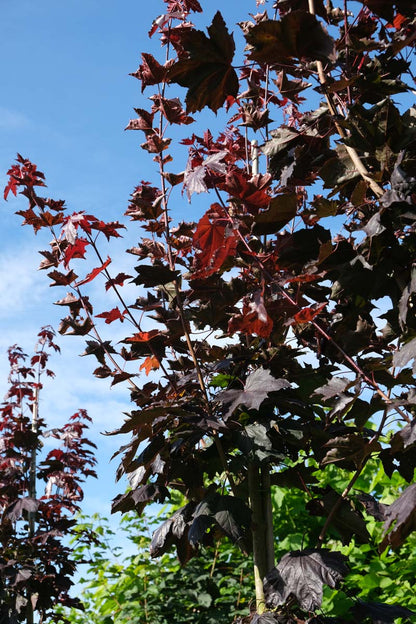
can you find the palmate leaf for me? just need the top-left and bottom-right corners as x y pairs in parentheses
(306, 487), (371, 544)
(188, 493), (251, 552)
(168, 11), (238, 113)
(191, 204), (238, 279)
(245, 11), (336, 65)
(380, 483), (416, 551)
(252, 192), (298, 236)
(351, 599), (415, 623)
(218, 368), (290, 418)
(150, 502), (196, 558)
(264, 549), (349, 611)
(5, 497), (39, 522)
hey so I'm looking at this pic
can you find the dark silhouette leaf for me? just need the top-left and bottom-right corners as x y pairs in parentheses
(150, 503), (196, 557)
(168, 11), (238, 112)
(219, 368), (290, 417)
(306, 488), (371, 543)
(357, 492), (389, 522)
(5, 497), (39, 522)
(133, 264), (181, 287)
(189, 493), (251, 551)
(264, 549), (349, 611)
(245, 12), (336, 64)
(380, 483), (416, 551)
(252, 192), (298, 235)
(351, 599), (415, 623)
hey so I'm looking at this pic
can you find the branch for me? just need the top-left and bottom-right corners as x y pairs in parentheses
(308, 0), (384, 198)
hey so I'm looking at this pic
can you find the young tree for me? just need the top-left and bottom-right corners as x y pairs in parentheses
(4, 0), (416, 621)
(0, 328), (97, 624)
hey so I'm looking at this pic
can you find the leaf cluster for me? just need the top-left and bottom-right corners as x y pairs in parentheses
(0, 328), (97, 623)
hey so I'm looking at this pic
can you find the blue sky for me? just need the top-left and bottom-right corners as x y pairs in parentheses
(0, 0), (265, 521)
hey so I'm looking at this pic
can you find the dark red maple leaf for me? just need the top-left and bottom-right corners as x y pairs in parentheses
(47, 269), (78, 286)
(130, 53), (171, 92)
(219, 171), (272, 212)
(150, 95), (194, 125)
(90, 220), (125, 240)
(245, 12), (336, 64)
(191, 204), (238, 279)
(105, 272), (132, 291)
(4, 173), (18, 200)
(4, 155), (45, 200)
(164, 0), (202, 13)
(125, 108), (154, 134)
(168, 11), (239, 113)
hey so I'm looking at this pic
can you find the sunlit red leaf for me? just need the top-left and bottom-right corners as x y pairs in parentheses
(220, 171), (272, 211)
(4, 175), (18, 200)
(140, 355), (161, 375)
(391, 13), (408, 29)
(191, 204), (238, 279)
(95, 307), (127, 324)
(63, 238), (90, 269)
(294, 303), (326, 324)
(126, 330), (161, 342)
(228, 292), (273, 338)
(74, 257), (111, 287)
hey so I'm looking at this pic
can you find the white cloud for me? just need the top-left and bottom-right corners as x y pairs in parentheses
(0, 247), (48, 319)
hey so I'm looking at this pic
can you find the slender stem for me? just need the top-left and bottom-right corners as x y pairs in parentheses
(27, 379), (40, 624)
(317, 461), (364, 546)
(308, 0), (384, 198)
(28, 385), (38, 535)
(261, 466), (275, 573)
(153, 21), (237, 495)
(248, 463), (267, 614)
(82, 238), (177, 390)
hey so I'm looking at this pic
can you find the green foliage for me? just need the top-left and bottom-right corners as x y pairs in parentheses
(58, 460), (416, 624)
(56, 509), (253, 624)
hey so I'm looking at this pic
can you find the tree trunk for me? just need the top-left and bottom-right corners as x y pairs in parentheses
(248, 462), (275, 613)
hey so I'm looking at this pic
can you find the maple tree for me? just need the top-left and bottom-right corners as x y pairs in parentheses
(4, 0), (416, 621)
(0, 328), (97, 623)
